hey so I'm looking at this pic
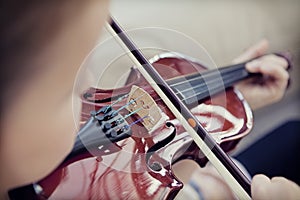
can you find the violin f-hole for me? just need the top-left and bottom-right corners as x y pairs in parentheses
(146, 122), (176, 171)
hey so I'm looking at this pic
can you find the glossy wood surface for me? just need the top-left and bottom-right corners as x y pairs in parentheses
(37, 55), (253, 199)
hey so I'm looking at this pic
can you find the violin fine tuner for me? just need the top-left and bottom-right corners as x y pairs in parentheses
(68, 104), (133, 159)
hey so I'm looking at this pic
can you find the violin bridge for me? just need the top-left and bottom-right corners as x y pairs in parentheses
(126, 85), (168, 132)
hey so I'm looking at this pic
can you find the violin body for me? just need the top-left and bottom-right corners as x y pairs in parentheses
(31, 53), (252, 200)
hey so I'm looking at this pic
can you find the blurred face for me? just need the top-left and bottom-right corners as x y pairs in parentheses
(0, 0), (110, 190)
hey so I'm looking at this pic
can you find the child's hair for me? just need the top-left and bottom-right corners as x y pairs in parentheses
(0, 1), (85, 115)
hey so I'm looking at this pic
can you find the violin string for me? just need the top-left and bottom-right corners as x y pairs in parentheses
(114, 78), (214, 115)
(180, 72), (242, 102)
(100, 65), (244, 116)
(127, 115), (149, 127)
(168, 64), (245, 88)
(111, 92), (148, 115)
(145, 66), (245, 104)
(105, 94), (129, 112)
(171, 70), (237, 95)
(115, 107), (143, 125)
(113, 79), (222, 130)
(110, 92), (167, 129)
(168, 66), (245, 97)
(183, 68), (251, 102)
(107, 66), (243, 127)
(123, 107), (143, 119)
(112, 100), (134, 115)
(108, 92), (157, 128)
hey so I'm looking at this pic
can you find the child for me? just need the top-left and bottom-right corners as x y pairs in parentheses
(0, 1), (109, 198)
(0, 1), (298, 199)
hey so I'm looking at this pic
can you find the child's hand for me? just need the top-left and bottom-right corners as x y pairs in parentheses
(234, 39), (289, 110)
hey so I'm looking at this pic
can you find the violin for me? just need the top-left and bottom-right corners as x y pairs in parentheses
(9, 17), (291, 200)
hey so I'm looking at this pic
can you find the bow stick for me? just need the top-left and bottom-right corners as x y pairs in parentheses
(106, 16), (251, 199)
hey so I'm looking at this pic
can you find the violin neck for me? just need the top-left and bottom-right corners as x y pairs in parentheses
(167, 62), (255, 107)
